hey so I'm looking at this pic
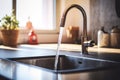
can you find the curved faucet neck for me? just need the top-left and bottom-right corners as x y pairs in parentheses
(60, 4), (87, 37)
(60, 4), (88, 54)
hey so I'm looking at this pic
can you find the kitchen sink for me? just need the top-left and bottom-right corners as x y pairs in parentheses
(9, 55), (120, 73)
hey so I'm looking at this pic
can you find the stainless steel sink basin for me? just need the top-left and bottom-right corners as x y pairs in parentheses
(9, 55), (120, 73)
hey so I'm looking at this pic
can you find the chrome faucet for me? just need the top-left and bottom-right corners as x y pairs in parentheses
(60, 4), (88, 54)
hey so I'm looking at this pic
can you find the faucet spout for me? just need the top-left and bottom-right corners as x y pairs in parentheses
(60, 4), (88, 54)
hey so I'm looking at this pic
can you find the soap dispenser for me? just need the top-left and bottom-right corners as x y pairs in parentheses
(97, 26), (110, 48)
(28, 30), (38, 45)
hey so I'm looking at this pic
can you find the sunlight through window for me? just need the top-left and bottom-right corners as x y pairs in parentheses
(16, 0), (56, 30)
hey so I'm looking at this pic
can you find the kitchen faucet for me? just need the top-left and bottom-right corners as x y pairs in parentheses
(60, 4), (88, 54)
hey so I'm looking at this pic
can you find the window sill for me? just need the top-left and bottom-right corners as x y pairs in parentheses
(19, 29), (59, 34)
(0, 29), (73, 44)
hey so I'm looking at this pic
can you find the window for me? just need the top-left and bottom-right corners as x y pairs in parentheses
(0, 0), (58, 43)
(0, 0), (56, 30)
(16, 0), (56, 30)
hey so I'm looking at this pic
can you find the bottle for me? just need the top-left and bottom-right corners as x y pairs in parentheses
(28, 30), (38, 45)
(26, 16), (33, 30)
(98, 27), (104, 47)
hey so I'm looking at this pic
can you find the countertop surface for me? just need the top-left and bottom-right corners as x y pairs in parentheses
(0, 44), (120, 80)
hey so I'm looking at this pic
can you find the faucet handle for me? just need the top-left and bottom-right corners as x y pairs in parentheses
(84, 40), (95, 47)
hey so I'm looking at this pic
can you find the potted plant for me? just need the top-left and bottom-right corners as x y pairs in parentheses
(0, 10), (19, 47)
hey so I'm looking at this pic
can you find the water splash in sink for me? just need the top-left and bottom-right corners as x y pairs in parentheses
(54, 27), (64, 70)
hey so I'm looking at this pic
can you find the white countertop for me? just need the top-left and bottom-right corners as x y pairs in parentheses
(0, 44), (120, 54)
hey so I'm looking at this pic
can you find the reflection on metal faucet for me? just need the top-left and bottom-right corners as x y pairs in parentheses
(60, 4), (88, 54)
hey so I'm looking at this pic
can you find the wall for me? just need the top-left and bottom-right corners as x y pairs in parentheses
(90, 0), (120, 43)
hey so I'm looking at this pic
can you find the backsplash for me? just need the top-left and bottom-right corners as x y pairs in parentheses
(90, 0), (120, 43)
